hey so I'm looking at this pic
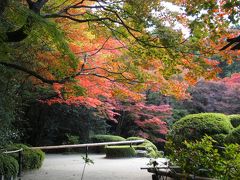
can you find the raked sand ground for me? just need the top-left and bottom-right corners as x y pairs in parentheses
(21, 154), (168, 180)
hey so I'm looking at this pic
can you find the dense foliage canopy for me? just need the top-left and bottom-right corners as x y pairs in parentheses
(0, 0), (239, 145)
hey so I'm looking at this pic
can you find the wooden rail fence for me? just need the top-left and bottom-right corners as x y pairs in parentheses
(30, 140), (145, 150)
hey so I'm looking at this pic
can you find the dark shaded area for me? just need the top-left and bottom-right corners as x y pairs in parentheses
(5, 24), (30, 42)
(16, 103), (108, 147)
(0, 0), (8, 16)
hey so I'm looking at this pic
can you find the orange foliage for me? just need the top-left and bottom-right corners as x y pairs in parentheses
(36, 1), (239, 119)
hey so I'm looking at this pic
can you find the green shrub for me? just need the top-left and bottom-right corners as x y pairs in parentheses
(211, 133), (227, 145)
(91, 135), (126, 153)
(0, 154), (19, 176)
(165, 135), (240, 179)
(64, 134), (80, 153)
(168, 113), (233, 145)
(229, 114), (240, 128)
(225, 126), (240, 144)
(91, 135), (126, 143)
(166, 136), (220, 178)
(126, 137), (160, 158)
(105, 146), (136, 158)
(126, 137), (157, 151)
(5, 144), (45, 170)
(65, 134), (79, 144)
(222, 144), (240, 178)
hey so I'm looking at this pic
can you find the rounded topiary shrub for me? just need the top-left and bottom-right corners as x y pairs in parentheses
(91, 135), (126, 153)
(91, 135), (126, 143)
(225, 126), (240, 144)
(5, 144), (45, 170)
(228, 114), (240, 128)
(168, 113), (233, 145)
(126, 137), (161, 158)
(105, 146), (136, 158)
(0, 154), (19, 177)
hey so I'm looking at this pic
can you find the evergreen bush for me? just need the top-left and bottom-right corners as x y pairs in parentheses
(5, 144), (45, 170)
(0, 154), (19, 177)
(105, 146), (136, 158)
(91, 135), (126, 143)
(126, 137), (161, 158)
(166, 135), (240, 179)
(168, 113), (233, 145)
(91, 135), (126, 153)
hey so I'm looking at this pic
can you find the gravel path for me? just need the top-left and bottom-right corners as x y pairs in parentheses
(21, 154), (168, 180)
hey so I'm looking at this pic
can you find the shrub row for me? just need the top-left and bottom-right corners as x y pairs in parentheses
(4, 144), (45, 170)
(91, 135), (126, 143)
(91, 135), (160, 158)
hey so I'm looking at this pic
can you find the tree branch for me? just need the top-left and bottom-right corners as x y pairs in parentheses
(220, 35), (240, 51)
(0, 56), (89, 84)
(0, 62), (58, 84)
(95, 2), (187, 49)
(0, 54), (139, 85)
(43, 14), (111, 23)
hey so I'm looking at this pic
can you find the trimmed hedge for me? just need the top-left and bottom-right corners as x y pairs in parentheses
(126, 137), (161, 158)
(0, 154), (19, 176)
(168, 113), (233, 145)
(5, 144), (45, 170)
(229, 115), (240, 128)
(105, 146), (136, 158)
(225, 126), (240, 144)
(91, 135), (126, 153)
(91, 135), (126, 143)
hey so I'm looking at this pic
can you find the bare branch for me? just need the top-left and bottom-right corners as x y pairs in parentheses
(89, 36), (111, 56)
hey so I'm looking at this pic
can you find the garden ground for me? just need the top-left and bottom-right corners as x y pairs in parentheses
(21, 154), (168, 180)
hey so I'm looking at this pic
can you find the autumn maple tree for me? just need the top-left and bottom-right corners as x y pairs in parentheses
(0, 0), (239, 141)
(124, 102), (171, 142)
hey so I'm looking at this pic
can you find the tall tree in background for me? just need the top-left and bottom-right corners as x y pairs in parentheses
(183, 73), (240, 115)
